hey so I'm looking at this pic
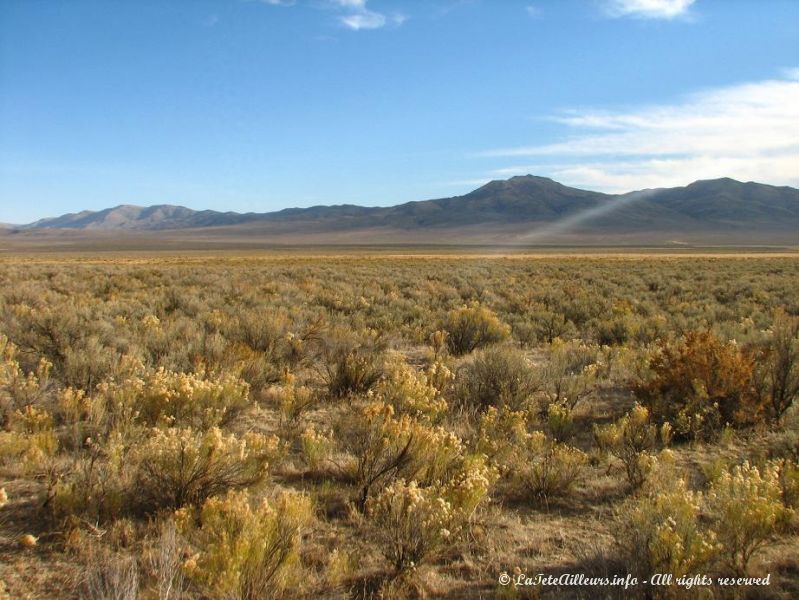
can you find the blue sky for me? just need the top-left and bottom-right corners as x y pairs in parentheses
(1, 0), (798, 223)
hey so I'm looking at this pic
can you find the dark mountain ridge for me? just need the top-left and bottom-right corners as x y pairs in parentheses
(15, 176), (799, 242)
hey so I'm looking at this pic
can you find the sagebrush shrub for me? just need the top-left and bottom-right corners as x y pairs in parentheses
(177, 489), (312, 599)
(338, 401), (463, 509)
(706, 461), (793, 575)
(616, 462), (719, 583)
(51, 435), (131, 522)
(539, 339), (599, 409)
(443, 304), (510, 356)
(513, 432), (587, 501)
(131, 427), (278, 512)
(751, 310), (799, 422)
(322, 332), (386, 399)
(84, 551), (139, 600)
(96, 367), (250, 430)
(594, 404), (670, 488)
(374, 356), (449, 422)
(456, 346), (539, 412)
(366, 458), (496, 574)
(777, 457), (799, 509)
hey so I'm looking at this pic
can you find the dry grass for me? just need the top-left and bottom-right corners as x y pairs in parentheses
(1, 251), (798, 599)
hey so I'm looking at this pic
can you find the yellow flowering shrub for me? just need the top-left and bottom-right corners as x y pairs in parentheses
(264, 374), (319, 435)
(177, 489), (312, 599)
(366, 458), (496, 574)
(594, 404), (670, 488)
(617, 456), (719, 582)
(95, 367), (251, 430)
(131, 427), (279, 511)
(0, 334), (51, 414)
(442, 303), (510, 356)
(513, 432), (587, 501)
(300, 425), (335, 471)
(373, 356), (448, 422)
(475, 406), (532, 472)
(545, 401), (575, 443)
(424, 359), (455, 398)
(429, 330), (449, 360)
(0, 405), (57, 473)
(338, 401), (464, 509)
(705, 461), (794, 575)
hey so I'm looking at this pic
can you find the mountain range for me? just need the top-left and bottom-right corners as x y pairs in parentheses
(5, 176), (799, 248)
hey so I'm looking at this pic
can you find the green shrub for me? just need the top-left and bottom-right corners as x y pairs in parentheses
(456, 346), (539, 412)
(539, 339), (599, 409)
(751, 310), (799, 422)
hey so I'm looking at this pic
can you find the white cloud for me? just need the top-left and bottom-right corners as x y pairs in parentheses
(604, 0), (696, 19)
(258, 0), (404, 31)
(331, 0), (367, 7)
(482, 71), (799, 192)
(335, 1), (405, 31)
(339, 10), (386, 30)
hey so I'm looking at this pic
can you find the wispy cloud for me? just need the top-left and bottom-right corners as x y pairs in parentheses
(603, 0), (696, 20)
(482, 71), (799, 192)
(333, 0), (405, 30)
(525, 5), (542, 19)
(259, 0), (404, 31)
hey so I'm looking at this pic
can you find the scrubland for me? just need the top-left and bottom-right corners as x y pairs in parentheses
(0, 253), (798, 599)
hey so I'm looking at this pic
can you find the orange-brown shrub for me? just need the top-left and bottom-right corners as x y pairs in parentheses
(636, 331), (762, 440)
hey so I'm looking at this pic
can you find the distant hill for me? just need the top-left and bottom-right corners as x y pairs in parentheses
(11, 176), (799, 246)
(27, 204), (256, 230)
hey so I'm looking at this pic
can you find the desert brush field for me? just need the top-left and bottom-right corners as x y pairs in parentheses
(1, 252), (798, 599)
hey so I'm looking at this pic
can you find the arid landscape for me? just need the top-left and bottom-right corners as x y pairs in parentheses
(4, 0), (799, 598)
(1, 250), (798, 599)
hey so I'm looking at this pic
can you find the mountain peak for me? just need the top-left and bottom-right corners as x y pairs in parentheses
(15, 175), (799, 243)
